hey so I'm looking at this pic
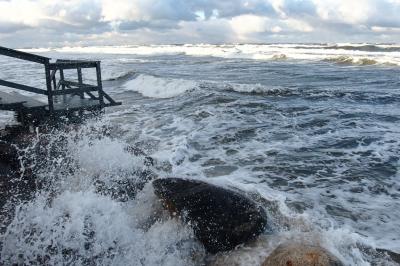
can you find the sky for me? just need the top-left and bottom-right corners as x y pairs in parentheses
(1, 0), (400, 48)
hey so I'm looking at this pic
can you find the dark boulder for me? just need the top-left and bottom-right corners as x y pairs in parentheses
(152, 178), (267, 254)
(376, 248), (400, 264)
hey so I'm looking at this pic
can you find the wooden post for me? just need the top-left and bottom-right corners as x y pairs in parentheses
(44, 61), (54, 115)
(95, 62), (104, 107)
(77, 67), (84, 99)
(52, 71), (57, 103)
(60, 69), (66, 103)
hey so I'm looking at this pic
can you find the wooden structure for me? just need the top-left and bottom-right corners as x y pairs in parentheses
(0, 46), (121, 126)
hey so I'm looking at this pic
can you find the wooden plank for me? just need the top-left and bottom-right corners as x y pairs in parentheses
(103, 91), (121, 106)
(61, 80), (97, 89)
(45, 62), (54, 114)
(0, 45), (122, 120)
(85, 91), (98, 100)
(50, 69), (58, 80)
(0, 46), (50, 64)
(56, 59), (99, 63)
(52, 86), (99, 96)
(0, 79), (47, 95)
(49, 61), (97, 70)
(77, 67), (84, 99)
(96, 62), (105, 106)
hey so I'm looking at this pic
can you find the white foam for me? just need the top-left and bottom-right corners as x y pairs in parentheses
(218, 81), (286, 94)
(1, 121), (205, 265)
(1, 189), (202, 265)
(123, 74), (198, 98)
(21, 44), (400, 66)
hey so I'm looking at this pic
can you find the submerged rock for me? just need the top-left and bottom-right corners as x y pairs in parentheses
(152, 178), (267, 254)
(262, 244), (343, 266)
(376, 248), (400, 264)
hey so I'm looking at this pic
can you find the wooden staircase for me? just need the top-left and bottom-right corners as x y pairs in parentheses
(0, 46), (121, 126)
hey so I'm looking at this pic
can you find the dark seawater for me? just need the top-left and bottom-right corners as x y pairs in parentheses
(0, 44), (399, 265)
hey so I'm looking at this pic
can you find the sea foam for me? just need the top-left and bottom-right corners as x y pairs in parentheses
(21, 44), (400, 66)
(122, 74), (198, 98)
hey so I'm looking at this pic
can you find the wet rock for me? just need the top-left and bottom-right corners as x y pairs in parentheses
(125, 145), (154, 167)
(1, 136), (40, 238)
(152, 178), (267, 254)
(262, 244), (343, 266)
(0, 141), (19, 168)
(376, 248), (400, 264)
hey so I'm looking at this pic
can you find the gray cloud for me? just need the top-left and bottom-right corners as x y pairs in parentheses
(0, 0), (400, 47)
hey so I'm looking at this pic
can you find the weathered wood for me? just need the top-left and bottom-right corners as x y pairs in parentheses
(0, 80), (47, 95)
(0, 46), (50, 64)
(0, 46), (122, 127)
(49, 61), (97, 70)
(77, 68), (84, 99)
(59, 70), (66, 90)
(103, 91), (119, 105)
(44, 62), (54, 114)
(96, 62), (105, 106)
(60, 80), (96, 89)
(52, 86), (99, 96)
(50, 69), (58, 81)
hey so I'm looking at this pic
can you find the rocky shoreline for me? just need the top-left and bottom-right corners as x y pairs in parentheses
(1, 126), (399, 265)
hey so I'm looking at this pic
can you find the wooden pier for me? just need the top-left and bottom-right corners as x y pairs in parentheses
(0, 46), (121, 127)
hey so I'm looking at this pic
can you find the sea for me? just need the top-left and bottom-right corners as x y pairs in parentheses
(0, 43), (399, 265)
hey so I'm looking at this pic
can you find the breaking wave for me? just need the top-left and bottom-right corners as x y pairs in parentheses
(22, 43), (400, 67)
(213, 82), (293, 96)
(0, 121), (205, 265)
(120, 74), (294, 99)
(105, 71), (137, 82)
(324, 56), (381, 66)
(122, 74), (198, 98)
(321, 44), (400, 52)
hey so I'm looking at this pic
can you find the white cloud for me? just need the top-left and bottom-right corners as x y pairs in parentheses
(230, 14), (270, 36)
(0, 0), (400, 47)
(284, 18), (313, 32)
(371, 26), (400, 33)
(313, 0), (372, 24)
(0, 0), (45, 27)
(101, 0), (142, 21)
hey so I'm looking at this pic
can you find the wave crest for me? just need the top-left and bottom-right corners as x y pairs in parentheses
(105, 71), (137, 82)
(122, 74), (198, 98)
(22, 44), (400, 67)
(325, 56), (376, 65)
(219, 82), (293, 96)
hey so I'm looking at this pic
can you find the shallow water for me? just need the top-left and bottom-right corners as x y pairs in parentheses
(0, 44), (399, 265)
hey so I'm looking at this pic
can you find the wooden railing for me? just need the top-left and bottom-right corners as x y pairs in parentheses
(0, 46), (120, 116)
